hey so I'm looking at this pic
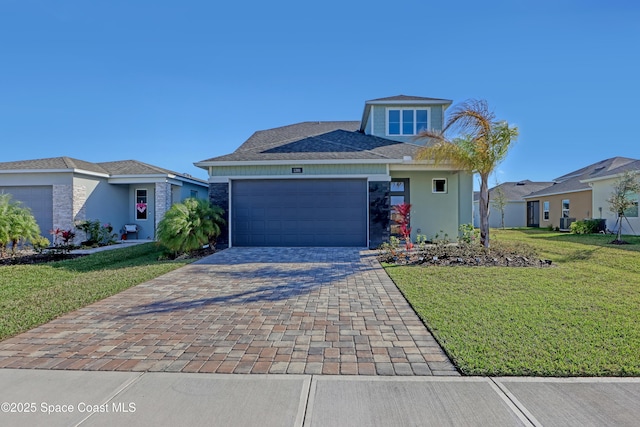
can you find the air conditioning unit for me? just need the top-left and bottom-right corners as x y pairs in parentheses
(559, 217), (576, 230)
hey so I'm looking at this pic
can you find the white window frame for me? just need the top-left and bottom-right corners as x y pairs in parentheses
(386, 107), (431, 136)
(543, 201), (550, 221)
(562, 199), (570, 218)
(432, 178), (447, 194)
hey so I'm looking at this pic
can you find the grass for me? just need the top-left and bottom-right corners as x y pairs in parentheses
(0, 243), (193, 341)
(385, 228), (640, 376)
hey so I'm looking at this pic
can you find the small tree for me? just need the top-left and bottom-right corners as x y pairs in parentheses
(416, 99), (518, 248)
(393, 202), (413, 250)
(0, 193), (41, 255)
(157, 198), (225, 257)
(607, 171), (640, 243)
(491, 185), (508, 229)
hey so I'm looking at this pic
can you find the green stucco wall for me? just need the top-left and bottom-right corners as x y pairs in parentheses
(390, 170), (472, 241)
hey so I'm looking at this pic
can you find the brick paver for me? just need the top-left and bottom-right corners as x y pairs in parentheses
(0, 248), (458, 376)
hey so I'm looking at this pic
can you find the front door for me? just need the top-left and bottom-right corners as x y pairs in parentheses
(527, 201), (540, 227)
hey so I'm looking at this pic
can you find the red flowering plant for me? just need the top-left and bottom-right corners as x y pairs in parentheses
(49, 227), (76, 254)
(393, 202), (413, 250)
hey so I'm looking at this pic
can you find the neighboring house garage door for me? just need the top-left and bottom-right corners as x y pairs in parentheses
(232, 179), (367, 247)
(0, 186), (53, 236)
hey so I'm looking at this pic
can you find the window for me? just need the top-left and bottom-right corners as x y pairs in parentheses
(190, 190), (198, 198)
(543, 201), (550, 220)
(562, 199), (570, 218)
(136, 189), (148, 220)
(432, 179), (447, 193)
(390, 179), (409, 236)
(387, 108), (429, 136)
(624, 192), (639, 217)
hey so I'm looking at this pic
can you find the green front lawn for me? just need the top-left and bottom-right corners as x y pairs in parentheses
(0, 243), (193, 341)
(385, 229), (640, 376)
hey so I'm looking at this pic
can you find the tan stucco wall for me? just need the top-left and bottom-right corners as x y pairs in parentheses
(528, 190), (592, 229)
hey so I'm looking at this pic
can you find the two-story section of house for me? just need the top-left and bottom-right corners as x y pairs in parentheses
(195, 95), (473, 248)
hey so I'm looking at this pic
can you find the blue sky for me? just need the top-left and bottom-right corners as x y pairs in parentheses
(1, 0), (638, 186)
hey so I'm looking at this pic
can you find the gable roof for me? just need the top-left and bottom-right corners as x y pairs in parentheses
(524, 157), (637, 198)
(360, 94), (453, 133)
(197, 121), (423, 164)
(0, 157), (206, 184)
(474, 180), (555, 202)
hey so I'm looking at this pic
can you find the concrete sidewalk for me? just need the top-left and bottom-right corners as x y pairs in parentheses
(1, 370), (639, 426)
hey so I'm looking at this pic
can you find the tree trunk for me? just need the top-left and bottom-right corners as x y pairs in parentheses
(617, 213), (623, 242)
(479, 173), (490, 248)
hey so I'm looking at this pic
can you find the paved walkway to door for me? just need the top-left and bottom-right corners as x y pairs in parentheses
(0, 248), (457, 376)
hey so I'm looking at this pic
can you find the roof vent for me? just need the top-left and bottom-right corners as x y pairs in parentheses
(516, 181), (526, 186)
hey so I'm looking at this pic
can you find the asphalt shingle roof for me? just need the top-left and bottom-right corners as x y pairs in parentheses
(200, 121), (422, 162)
(474, 180), (555, 202)
(366, 95), (452, 103)
(0, 157), (206, 183)
(525, 157), (637, 198)
(0, 157), (109, 174)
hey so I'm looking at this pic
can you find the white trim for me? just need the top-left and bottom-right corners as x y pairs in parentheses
(227, 181), (233, 248)
(385, 107), (431, 137)
(108, 177), (183, 185)
(213, 174), (391, 182)
(0, 168), (110, 178)
(370, 105), (374, 135)
(432, 178), (448, 194)
(196, 159), (404, 167)
(389, 163), (457, 171)
(366, 99), (452, 106)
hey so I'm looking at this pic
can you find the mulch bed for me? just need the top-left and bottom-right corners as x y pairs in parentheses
(378, 242), (553, 267)
(0, 251), (87, 266)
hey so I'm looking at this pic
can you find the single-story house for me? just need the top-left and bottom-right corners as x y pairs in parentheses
(523, 157), (636, 230)
(195, 95), (474, 248)
(581, 159), (640, 235)
(473, 180), (554, 228)
(0, 157), (208, 241)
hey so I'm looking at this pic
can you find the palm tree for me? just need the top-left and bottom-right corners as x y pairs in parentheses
(157, 198), (225, 256)
(0, 193), (41, 255)
(415, 100), (518, 247)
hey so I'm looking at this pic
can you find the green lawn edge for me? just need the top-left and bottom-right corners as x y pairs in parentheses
(0, 243), (194, 341)
(384, 229), (640, 377)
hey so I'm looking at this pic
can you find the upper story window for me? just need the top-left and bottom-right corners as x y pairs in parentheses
(387, 108), (429, 136)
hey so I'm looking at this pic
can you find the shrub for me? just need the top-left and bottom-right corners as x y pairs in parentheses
(75, 219), (117, 246)
(459, 223), (479, 245)
(0, 193), (42, 255)
(393, 203), (413, 250)
(570, 219), (606, 234)
(157, 198), (225, 257)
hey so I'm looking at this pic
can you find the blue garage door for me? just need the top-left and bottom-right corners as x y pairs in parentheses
(232, 179), (367, 247)
(0, 186), (53, 236)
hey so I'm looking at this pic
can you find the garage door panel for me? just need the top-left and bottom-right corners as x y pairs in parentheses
(0, 186), (53, 236)
(232, 179), (366, 247)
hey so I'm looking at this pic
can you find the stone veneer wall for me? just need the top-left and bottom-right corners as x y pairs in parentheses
(368, 181), (390, 249)
(209, 182), (229, 247)
(155, 182), (172, 235)
(52, 184), (73, 232)
(72, 184), (87, 242)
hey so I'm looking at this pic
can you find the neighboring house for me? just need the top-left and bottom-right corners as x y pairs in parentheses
(473, 180), (554, 228)
(581, 159), (640, 235)
(195, 95), (474, 248)
(523, 157), (636, 230)
(0, 157), (208, 241)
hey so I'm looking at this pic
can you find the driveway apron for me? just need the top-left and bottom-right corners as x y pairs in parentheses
(0, 248), (457, 376)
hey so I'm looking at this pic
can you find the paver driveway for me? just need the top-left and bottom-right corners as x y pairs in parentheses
(0, 248), (457, 376)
